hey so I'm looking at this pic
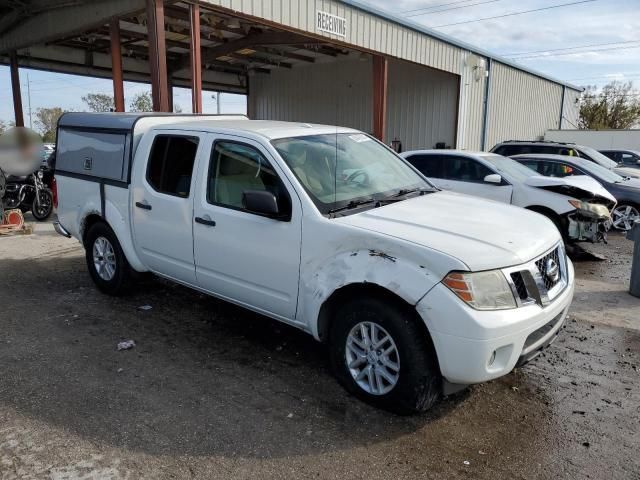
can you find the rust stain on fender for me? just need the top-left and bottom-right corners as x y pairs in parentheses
(368, 250), (397, 262)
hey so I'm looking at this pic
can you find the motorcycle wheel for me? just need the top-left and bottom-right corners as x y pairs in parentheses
(31, 189), (53, 221)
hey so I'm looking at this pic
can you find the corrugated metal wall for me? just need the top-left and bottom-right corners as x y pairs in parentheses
(485, 62), (564, 149)
(249, 57), (460, 150)
(200, 0), (463, 75)
(249, 57), (373, 132)
(561, 88), (581, 129)
(204, 0), (578, 152)
(386, 59), (458, 150)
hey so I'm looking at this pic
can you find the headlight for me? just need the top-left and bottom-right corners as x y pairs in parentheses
(37, 170), (44, 179)
(443, 270), (516, 310)
(568, 199), (611, 219)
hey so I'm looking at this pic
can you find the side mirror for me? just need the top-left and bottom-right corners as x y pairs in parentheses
(484, 173), (502, 184)
(242, 190), (282, 218)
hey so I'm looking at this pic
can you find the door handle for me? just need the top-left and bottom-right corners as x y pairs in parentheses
(195, 216), (216, 227)
(135, 201), (152, 211)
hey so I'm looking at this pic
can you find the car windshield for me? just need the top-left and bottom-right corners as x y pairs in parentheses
(575, 159), (625, 183)
(272, 133), (434, 215)
(479, 154), (536, 182)
(579, 146), (619, 169)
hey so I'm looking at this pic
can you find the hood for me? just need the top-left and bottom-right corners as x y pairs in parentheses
(614, 167), (640, 179)
(338, 191), (560, 271)
(525, 175), (616, 204)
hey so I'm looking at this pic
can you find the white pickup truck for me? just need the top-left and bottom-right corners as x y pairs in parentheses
(54, 113), (574, 414)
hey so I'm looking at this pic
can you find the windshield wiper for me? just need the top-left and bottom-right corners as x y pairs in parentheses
(377, 187), (434, 204)
(327, 198), (377, 216)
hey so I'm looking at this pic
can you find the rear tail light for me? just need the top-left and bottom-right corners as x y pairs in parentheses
(52, 176), (58, 209)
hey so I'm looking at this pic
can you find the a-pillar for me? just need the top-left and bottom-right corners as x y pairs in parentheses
(146, 0), (170, 112)
(9, 51), (24, 127)
(110, 18), (125, 112)
(189, 2), (202, 113)
(372, 55), (388, 142)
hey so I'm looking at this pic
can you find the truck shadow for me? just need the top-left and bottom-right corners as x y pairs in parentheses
(0, 253), (474, 459)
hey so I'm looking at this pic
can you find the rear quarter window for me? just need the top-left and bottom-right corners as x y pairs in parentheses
(405, 154), (445, 178)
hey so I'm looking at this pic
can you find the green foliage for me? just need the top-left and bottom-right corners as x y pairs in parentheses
(129, 92), (153, 112)
(35, 107), (65, 142)
(579, 81), (640, 130)
(82, 93), (115, 112)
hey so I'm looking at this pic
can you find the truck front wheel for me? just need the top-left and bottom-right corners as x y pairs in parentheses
(329, 297), (442, 415)
(85, 222), (132, 296)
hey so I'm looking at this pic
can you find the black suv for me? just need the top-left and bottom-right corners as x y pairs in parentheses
(491, 140), (640, 179)
(600, 149), (640, 169)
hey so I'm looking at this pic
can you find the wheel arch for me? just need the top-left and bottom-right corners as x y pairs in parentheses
(80, 203), (146, 272)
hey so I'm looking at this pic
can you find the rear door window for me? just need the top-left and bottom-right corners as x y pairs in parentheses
(405, 154), (445, 178)
(519, 160), (543, 174)
(147, 135), (199, 197)
(442, 155), (493, 183)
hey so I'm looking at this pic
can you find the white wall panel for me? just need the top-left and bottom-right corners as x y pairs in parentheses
(561, 88), (581, 129)
(486, 62), (564, 150)
(249, 57), (374, 132)
(386, 59), (458, 151)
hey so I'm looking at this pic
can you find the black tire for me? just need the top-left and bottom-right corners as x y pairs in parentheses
(31, 189), (53, 221)
(84, 222), (132, 296)
(329, 297), (442, 415)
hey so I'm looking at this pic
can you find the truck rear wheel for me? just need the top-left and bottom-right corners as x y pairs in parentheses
(85, 222), (131, 296)
(329, 297), (442, 415)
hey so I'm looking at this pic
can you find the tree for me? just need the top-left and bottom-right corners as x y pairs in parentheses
(0, 120), (15, 134)
(130, 92), (153, 112)
(35, 107), (65, 143)
(82, 93), (114, 112)
(578, 81), (640, 130)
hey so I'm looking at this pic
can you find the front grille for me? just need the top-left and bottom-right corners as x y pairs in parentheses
(510, 272), (528, 300)
(535, 247), (562, 291)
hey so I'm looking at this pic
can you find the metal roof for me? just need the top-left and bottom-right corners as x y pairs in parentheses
(339, 0), (583, 92)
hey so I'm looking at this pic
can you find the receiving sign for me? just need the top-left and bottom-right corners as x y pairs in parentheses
(316, 10), (347, 38)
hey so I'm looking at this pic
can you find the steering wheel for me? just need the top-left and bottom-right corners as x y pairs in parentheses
(346, 169), (370, 186)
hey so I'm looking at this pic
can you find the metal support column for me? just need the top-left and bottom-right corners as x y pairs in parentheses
(146, 0), (170, 112)
(480, 58), (492, 151)
(189, 2), (203, 114)
(372, 55), (388, 142)
(110, 18), (125, 112)
(558, 85), (566, 129)
(9, 51), (24, 127)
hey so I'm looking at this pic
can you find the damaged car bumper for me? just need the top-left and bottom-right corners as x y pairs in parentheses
(416, 254), (575, 386)
(566, 200), (614, 243)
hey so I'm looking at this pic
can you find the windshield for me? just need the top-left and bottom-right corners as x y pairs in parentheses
(578, 146), (619, 169)
(272, 133), (434, 215)
(576, 159), (625, 183)
(479, 154), (537, 182)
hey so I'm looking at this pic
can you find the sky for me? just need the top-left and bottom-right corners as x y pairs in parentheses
(1, 0), (639, 128)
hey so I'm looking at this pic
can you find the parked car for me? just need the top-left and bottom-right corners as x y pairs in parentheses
(513, 153), (640, 231)
(600, 149), (640, 169)
(54, 113), (575, 414)
(491, 140), (640, 179)
(400, 150), (615, 244)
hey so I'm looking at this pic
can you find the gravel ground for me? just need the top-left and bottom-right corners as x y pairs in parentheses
(0, 219), (638, 479)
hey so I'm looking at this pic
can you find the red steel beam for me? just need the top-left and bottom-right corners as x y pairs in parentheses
(146, 0), (170, 112)
(110, 19), (125, 112)
(189, 3), (202, 114)
(9, 51), (24, 127)
(372, 55), (388, 142)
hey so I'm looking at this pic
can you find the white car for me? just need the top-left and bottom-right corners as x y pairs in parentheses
(401, 150), (616, 244)
(54, 114), (575, 414)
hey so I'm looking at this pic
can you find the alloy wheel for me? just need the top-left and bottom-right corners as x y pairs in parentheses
(93, 236), (117, 281)
(345, 321), (400, 395)
(612, 204), (640, 231)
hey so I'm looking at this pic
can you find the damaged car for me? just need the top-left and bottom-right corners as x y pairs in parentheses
(401, 150), (615, 243)
(54, 113), (576, 414)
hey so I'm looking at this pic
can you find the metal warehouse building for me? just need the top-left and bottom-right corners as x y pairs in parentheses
(0, 0), (581, 151)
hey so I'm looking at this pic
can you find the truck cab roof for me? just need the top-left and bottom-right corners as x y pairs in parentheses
(57, 112), (359, 141)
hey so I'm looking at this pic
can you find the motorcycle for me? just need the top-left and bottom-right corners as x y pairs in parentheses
(2, 167), (54, 221)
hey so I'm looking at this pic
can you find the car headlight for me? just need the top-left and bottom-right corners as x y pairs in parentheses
(568, 199), (611, 220)
(37, 170), (44, 179)
(443, 270), (517, 310)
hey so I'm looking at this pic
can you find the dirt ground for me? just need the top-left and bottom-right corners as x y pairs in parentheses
(0, 218), (639, 480)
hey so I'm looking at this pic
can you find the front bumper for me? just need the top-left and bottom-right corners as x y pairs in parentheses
(53, 221), (71, 238)
(416, 259), (574, 385)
